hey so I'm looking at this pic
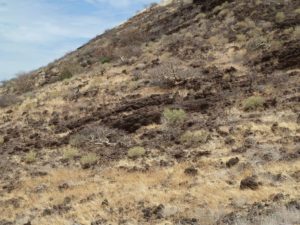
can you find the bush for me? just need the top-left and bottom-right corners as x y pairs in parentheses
(100, 56), (111, 64)
(59, 68), (73, 81)
(128, 147), (146, 159)
(293, 26), (300, 40)
(63, 147), (79, 160)
(0, 136), (4, 145)
(275, 12), (285, 23)
(12, 72), (36, 94)
(163, 108), (186, 127)
(243, 96), (265, 111)
(180, 130), (209, 147)
(0, 95), (20, 108)
(24, 151), (37, 164)
(69, 134), (86, 148)
(80, 153), (98, 169)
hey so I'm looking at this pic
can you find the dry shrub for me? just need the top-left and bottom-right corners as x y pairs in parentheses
(128, 146), (146, 159)
(148, 62), (198, 88)
(11, 72), (36, 94)
(243, 96), (265, 111)
(180, 130), (209, 147)
(70, 126), (133, 148)
(117, 29), (149, 47)
(80, 153), (98, 169)
(24, 151), (37, 164)
(0, 95), (20, 108)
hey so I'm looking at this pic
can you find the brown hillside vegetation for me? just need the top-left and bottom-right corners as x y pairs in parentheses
(0, 0), (299, 224)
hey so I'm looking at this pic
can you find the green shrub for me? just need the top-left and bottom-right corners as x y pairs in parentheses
(24, 151), (37, 164)
(275, 12), (285, 23)
(128, 147), (146, 159)
(243, 96), (265, 111)
(100, 56), (111, 64)
(59, 68), (73, 81)
(293, 26), (300, 40)
(163, 108), (186, 127)
(0, 136), (4, 145)
(180, 130), (209, 147)
(63, 147), (79, 160)
(80, 153), (98, 168)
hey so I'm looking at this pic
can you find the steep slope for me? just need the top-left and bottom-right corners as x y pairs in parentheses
(0, 0), (300, 224)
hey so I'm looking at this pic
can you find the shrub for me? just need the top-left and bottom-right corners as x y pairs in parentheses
(12, 72), (36, 94)
(59, 68), (73, 81)
(0, 95), (20, 108)
(163, 108), (186, 127)
(275, 12), (285, 23)
(246, 36), (269, 51)
(100, 56), (111, 64)
(293, 26), (300, 40)
(243, 96), (265, 111)
(0, 136), (4, 145)
(24, 151), (37, 164)
(128, 147), (146, 159)
(236, 34), (247, 42)
(180, 130), (209, 147)
(80, 153), (98, 169)
(69, 134), (86, 148)
(63, 147), (79, 160)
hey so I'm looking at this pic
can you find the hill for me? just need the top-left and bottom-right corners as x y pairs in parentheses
(0, 0), (299, 224)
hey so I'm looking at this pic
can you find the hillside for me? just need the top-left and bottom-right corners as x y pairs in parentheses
(0, 0), (300, 224)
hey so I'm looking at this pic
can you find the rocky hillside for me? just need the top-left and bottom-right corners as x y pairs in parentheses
(0, 0), (299, 224)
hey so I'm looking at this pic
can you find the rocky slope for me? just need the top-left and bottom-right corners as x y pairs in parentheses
(0, 0), (299, 224)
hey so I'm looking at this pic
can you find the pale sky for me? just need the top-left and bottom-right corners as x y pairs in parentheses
(0, 0), (159, 80)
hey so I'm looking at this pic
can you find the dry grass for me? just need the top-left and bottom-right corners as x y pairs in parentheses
(1, 158), (299, 224)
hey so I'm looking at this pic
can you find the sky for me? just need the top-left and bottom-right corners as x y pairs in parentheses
(0, 0), (160, 81)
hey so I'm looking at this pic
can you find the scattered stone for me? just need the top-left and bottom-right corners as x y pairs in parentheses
(232, 147), (247, 153)
(33, 184), (48, 193)
(226, 157), (239, 168)
(176, 218), (198, 225)
(218, 126), (231, 136)
(58, 183), (70, 192)
(240, 176), (259, 190)
(142, 204), (164, 220)
(225, 136), (235, 145)
(184, 167), (198, 176)
(271, 193), (284, 202)
(91, 219), (107, 225)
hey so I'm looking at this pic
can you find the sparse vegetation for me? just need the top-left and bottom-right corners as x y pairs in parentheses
(163, 108), (187, 127)
(69, 134), (86, 148)
(0, 95), (20, 108)
(128, 146), (146, 159)
(59, 68), (73, 81)
(0, 136), (4, 145)
(63, 147), (79, 160)
(243, 96), (265, 111)
(24, 151), (37, 164)
(275, 12), (285, 23)
(100, 56), (111, 64)
(293, 26), (300, 39)
(11, 72), (36, 94)
(180, 130), (209, 147)
(80, 153), (98, 168)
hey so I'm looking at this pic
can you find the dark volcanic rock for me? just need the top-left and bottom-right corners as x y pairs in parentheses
(226, 157), (239, 168)
(240, 176), (259, 190)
